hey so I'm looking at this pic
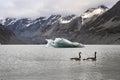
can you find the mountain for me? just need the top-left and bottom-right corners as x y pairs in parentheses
(0, 14), (77, 43)
(0, 5), (109, 44)
(73, 1), (120, 44)
(43, 5), (108, 41)
(81, 5), (108, 24)
(0, 24), (23, 44)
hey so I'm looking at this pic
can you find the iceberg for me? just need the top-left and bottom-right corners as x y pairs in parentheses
(46, 38), (84, 48)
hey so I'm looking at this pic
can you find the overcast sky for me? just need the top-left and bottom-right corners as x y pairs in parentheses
(0, 0), (119, 18)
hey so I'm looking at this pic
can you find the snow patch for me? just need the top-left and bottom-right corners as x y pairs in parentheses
(8, 19), (18, 25)
(81, 8), (107, 19)
(59, 16), (76, 24)
(0, 19), (6, 25)
(59, 19), (71, 24)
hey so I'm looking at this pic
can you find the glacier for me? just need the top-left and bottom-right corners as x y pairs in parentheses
(46, 38), (84, 48)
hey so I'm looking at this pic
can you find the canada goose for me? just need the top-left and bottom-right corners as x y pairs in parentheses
(70, 52), (81, 61)
(83, 52), (97, 61)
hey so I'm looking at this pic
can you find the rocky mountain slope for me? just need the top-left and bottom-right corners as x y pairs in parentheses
(0, 24), (23, 44)
(75, 1), (120, 44)
(0, 15), (77, 43)
(44, 5), (108, 39)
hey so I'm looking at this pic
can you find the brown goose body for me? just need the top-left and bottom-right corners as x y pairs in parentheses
(70, 52), (81, 61)
(83, 52), (97, 61)
(70, 57), (81, 61)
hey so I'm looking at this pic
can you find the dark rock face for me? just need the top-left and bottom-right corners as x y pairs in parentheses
(0, 24), (23, 44)
(0, 24), (13, 43)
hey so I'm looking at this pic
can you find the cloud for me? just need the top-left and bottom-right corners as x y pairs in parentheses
(0, 0), (119, 18)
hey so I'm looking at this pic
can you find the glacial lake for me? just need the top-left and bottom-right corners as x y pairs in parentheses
(0, 45), (120, 80)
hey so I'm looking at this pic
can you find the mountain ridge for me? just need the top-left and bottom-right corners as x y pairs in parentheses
(1, 3), (119, 44)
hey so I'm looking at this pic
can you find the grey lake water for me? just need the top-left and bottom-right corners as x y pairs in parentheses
(0, 45), (120, 80)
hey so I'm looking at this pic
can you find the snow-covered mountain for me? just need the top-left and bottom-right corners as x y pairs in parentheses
(82, 5), (108, 18)
(81, 5), (108, 24)
(0, 14), (77, 40)
(0, 15), (76, 30)
(0, 5), (109, 44)
(73, 1), (120, 44)
(42, 5), (108, 38)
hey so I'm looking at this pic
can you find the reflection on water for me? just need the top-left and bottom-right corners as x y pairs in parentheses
(0, 45), (120, 80)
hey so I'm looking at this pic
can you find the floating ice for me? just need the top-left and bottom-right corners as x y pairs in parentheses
(46, 38), (84, 48)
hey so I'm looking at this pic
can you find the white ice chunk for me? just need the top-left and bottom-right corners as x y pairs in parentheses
(46, 38), (84, 48)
